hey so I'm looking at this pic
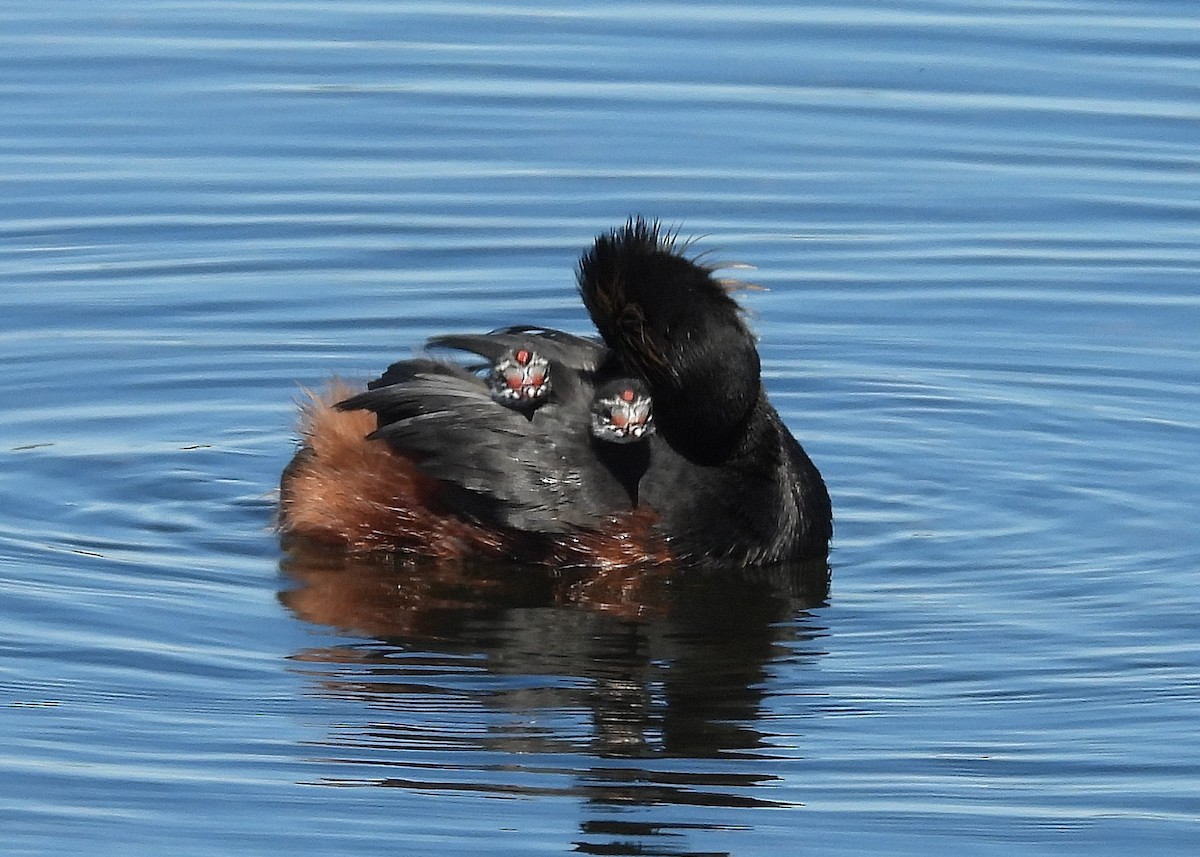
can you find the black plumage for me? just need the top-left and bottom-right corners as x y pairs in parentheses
(337, 218), (832, 564)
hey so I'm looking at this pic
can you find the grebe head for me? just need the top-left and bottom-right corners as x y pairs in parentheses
(590, 379), (654, 444)
(488, 347), (551, 408)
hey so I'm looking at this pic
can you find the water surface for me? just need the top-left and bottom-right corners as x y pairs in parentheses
(3, 1), (1199, 855)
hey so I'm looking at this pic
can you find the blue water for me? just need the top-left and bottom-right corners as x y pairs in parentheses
(3, 1), (1198, 854)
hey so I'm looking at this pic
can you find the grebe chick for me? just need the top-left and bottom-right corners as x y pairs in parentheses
(590, 378), (655, 444)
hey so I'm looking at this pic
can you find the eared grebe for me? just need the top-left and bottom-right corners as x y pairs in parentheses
(279, 218), (831, 567)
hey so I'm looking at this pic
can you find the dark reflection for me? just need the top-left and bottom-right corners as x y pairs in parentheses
(280, 543), (830, 856)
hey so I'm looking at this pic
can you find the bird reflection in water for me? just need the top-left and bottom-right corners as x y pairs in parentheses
(279, 545), (830, 856)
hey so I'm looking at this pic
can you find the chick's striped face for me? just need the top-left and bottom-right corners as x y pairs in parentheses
(590, 382), (654, 444)
(489, 348), (551, 406)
